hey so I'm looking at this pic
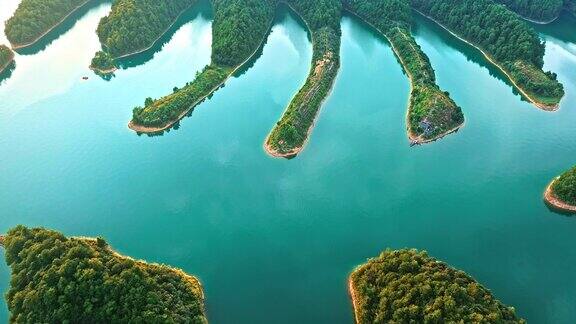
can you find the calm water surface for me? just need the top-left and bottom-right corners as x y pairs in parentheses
(1, 1), (575, 323)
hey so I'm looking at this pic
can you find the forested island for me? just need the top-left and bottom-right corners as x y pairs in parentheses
(90, 50), (117, 74)
(349, 249), (525, 323)
(343, 0), (464, 145)
(545, 166), (576, 213)
(129, 0), (276, 133)
(0, 45), (15, 74)
(412, 0), (565, 110)
(1, 226), (208, 323)
(4, 0), (93, 49)
(265, 0), (341, 157)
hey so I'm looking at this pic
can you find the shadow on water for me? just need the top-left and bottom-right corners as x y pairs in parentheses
(532, 12), (576, 45)
(138, 3), (307, 137)
(0, 61), (16, 84)
(115, 0), (214, 71)
(411, 12), (533, 104)
(14, 0), (110, 56)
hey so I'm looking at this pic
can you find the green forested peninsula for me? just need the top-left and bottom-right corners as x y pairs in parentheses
(343, 0), (464, 143)
(412, 0), (565, 108)
(350, 249), (525, 323)
(130, 0), (276, 131)
(2, 226), (207, 323)
(4, 0), (92, 48)
(0, 45), (14, 73)
(265, 0), (342, 157)
(96, 0), (196, 58)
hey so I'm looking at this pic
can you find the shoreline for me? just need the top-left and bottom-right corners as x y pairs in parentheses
(544, 178), (576, 213)
(0, 235), (4, 247)
(0, 51), (15, 74)
(263, 1), (339, 159)
(413, 9), (560, 111)
(10, 0), (93, 50)
(347, 10), (464, 145)
(89, 65), (117, 75)
(128, 17), (275, 134)
(108, 2), (198, 60)
(348, 274), (361, 324)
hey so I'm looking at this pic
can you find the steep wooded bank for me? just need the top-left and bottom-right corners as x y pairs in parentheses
(265, 0), (342, 157)
(0, 45), (15, 73)
(95, 0), (197, 59)
(411, 0), (565, 109)
(349, 249), (525, 323)
(1, 226), (207, 323)
(130, 0), (277, 132)
(495, 0), (564, 22)
(4, 0), (94, 49)
(344, 0), (464, 143)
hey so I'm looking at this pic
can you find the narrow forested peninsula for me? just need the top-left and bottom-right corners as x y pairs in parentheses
(95, 0), (196, 59)
(0, 45), (15, 74)
(344, 0), (464, 144)
(545, 166), (576, 212)
(349, 249), (525, 323)
(4, 0), (93, 49)
(130, 0), (277, 132)
(1, 226), (208, 323)
(265, 0), (342, 157)
(412, 0), (565, 109)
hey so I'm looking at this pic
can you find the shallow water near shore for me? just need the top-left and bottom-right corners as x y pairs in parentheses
(1, 2), (576, 323)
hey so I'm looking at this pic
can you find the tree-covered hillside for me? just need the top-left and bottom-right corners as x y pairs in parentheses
(2, 226), (207, 323)
(96, 0), (196, 58)
(212, 0), (278, 67)
(350, 249), (525, 323)
(551, 166), (576, 205)
(4, 0), (92, 48)
(495, 0), (564, 22)
(0, 45), (14, 71)
(411, 0), (564, 107)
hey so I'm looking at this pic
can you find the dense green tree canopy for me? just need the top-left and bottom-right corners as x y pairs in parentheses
(495, 0), (564, 22)
(0, 45), (14, 70)
(350, 249), (525, 323)
(2, 226), (207, 323)
(97, 0), (196, 57)
(211, 0), (278, 67)
(4, 0), (91, 47)
(552, 166), (576, 205)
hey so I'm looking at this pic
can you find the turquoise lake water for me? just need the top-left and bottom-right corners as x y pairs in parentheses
(1, 1), (576, 323)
